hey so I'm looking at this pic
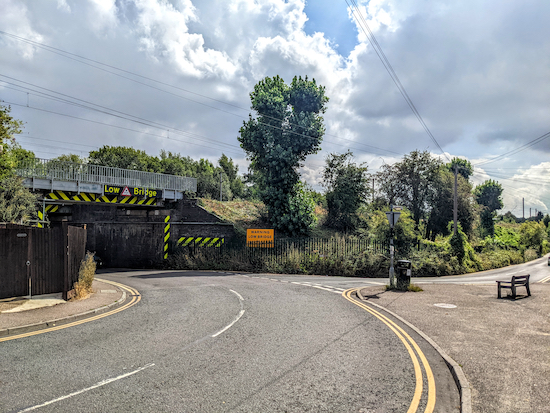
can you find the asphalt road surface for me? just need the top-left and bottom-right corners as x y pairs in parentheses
(1, 270), (461, 413)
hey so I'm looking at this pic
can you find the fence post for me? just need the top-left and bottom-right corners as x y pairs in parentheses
(62, 222), (69, 300)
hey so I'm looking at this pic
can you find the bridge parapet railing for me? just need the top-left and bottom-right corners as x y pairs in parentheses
(16, 158), (197, 192)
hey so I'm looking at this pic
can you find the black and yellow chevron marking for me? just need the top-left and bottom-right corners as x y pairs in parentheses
(45, 191), (156, 205)
(177, 237), (224, 247)
(164, 216), (170, 260)
(45, 205), (59, 213)
(37, 210), (44, 228)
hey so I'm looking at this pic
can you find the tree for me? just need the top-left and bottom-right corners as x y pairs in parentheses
(393, 150), (442, 229)
(474, 179), (503, 237)
(0, 105), (24, 178)
(0, 176), (38, 224)
(375, 163), (400, 207)
(218, 154), (245, 199)
(447, 157), (473, 180)
(323, 151), (369, 231)
(89, 146), (160, 172)
(426, 168), (476, 239)
(238, 75), (328, 236)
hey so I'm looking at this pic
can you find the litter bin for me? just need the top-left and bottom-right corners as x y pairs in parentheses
(396, 260), (412, 290)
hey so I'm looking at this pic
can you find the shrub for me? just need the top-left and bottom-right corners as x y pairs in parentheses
(73, 252), (96, 300)
(524, 248), (538, 262)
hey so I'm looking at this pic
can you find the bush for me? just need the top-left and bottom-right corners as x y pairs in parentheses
(73, 252), (96, 299)
(524, 248), (538, 262)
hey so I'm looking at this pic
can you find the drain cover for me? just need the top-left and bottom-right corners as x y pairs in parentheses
(434, 303), (457, 308)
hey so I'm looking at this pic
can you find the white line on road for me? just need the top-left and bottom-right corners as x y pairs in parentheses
(17, 364), (155, 412)
(229, 289), (244, 301)
(212, 289), (245, 338)
(212, 310), (245, 338)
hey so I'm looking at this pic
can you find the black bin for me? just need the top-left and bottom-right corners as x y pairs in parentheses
(396, 260), (412, 290)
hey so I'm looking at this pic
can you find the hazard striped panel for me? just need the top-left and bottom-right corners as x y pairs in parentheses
(45, 205), (59, 213)
(177, 237), (224, 247)
(37, 210), (44, 228)
(164, 216), (170, 260)
(44, 191), (156, 205)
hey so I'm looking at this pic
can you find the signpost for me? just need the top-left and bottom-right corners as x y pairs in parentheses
(386, 205), (402, 288)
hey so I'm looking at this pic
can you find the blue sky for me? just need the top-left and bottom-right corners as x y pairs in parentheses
(303, 0), (358, 57)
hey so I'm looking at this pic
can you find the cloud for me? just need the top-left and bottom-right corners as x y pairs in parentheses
(1, 0), (550, 212)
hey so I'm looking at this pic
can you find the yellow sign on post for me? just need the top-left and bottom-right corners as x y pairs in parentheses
(246, 229), (274, 247)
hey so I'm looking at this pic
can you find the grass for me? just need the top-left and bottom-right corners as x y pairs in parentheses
(73, 252), (96, 300)
(198, 199), (268, 233)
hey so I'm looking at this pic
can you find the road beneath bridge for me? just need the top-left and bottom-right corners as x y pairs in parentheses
(1, 270), (461, 412)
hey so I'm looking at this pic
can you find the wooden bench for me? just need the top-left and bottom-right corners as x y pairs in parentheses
(496, 274), (531, 299)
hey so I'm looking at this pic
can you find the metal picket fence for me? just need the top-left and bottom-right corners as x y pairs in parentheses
(173, 237), (388, 269)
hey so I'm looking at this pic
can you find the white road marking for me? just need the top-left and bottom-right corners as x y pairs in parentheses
(17, 364), (155, 412)
(212, 310), (245, 338)
(310, 285), (337, 292)
(212, 289), (245, 338)
(229, 289), (244, 301)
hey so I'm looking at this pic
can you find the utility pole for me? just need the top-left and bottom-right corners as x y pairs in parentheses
(453, 165), (458, 235)
(372, 178), (375, 203)
(523, 198), (525, 219)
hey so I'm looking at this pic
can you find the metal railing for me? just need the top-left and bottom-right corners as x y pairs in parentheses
(16, 158), (197, 192)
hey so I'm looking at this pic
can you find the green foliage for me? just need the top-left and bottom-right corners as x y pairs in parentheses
(377, 150), (442, 228)
(519, 221), (546, 250)
(474, 180), (503, 211)
(426, 168), (476, 239)
(447, 157), (473, 180)
(238, 75), (328, 236)
(323, 151), (369, 231)
(0, 176), (38, 224)
(0, 105), (24, 178)
(89, 145), (160, 171)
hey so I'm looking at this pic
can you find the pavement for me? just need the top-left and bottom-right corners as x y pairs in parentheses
(0, 279), (125, 336)
(1, 274), (548, 413)
(357, 282), (550, 413)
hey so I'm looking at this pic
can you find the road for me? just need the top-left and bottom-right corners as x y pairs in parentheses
(1, 269), (463, 413)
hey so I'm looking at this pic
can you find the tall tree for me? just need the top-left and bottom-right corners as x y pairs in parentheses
(474, 179), (503, 236)
(323, 151), (369, 231)
(447, 157), (473, 180)
(218, 154), (244, 199)
(426, 168), (476, 239)
(394, 150), (442, 228)
(238, 75), (328, 236)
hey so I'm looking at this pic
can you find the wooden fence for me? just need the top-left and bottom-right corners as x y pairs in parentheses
(0, 223), (87, 300)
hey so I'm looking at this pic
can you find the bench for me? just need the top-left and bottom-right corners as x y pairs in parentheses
(496, 274), (531, 299)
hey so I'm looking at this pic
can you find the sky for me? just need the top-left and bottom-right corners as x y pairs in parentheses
(1, 0), (550, 217)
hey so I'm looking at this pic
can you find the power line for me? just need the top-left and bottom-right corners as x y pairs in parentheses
(345, 0), (450, 161)
(473, 130), (550, 167)
(0, 30), (402, 158)
(2, 101), (244, 158)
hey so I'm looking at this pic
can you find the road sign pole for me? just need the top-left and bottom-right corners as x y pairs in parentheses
(389, 228), (395, 288)
(386, 205), (401, 288)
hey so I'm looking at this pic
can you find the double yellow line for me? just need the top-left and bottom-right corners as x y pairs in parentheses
(539, 275), (550, 284)
(0, 279), (140, 343)
(343, 288), (436, 413)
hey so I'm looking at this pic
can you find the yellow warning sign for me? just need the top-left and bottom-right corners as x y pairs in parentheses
(246, 229), (274, 247)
